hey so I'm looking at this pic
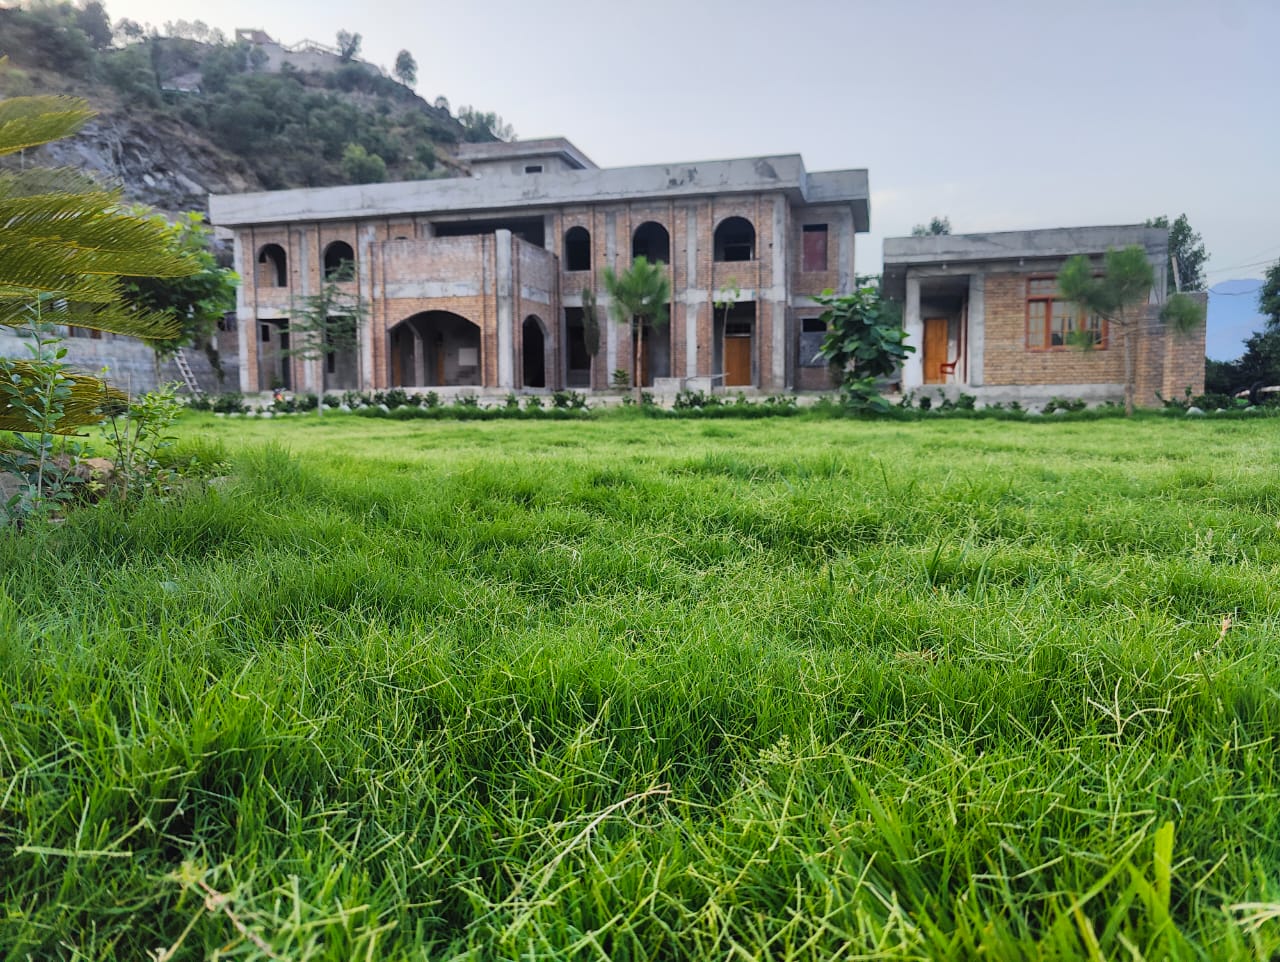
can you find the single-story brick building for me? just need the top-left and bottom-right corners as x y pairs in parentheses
(880, 225), (1205, 407)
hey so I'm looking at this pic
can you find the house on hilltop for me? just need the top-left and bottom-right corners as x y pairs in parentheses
(208, 139), (870, 395)
(880, 226), (1205, 406)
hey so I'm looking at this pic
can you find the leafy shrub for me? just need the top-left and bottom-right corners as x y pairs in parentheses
(211, 392), (247, 414)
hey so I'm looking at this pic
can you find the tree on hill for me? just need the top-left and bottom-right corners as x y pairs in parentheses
(458, 106), (514, 142)
(337, 30), (362, 63)
(394, 50), (417, 87)
(341, 143), (387, 184)
(1146, 214), (1207, 293)
(911, 216), (951, 236)
(602, 257), (670, 403)
(1058, 246), (1204, 416)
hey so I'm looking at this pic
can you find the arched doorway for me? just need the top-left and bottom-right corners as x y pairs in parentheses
(522, 315), (547, 388)
(389, 311), (482, 386)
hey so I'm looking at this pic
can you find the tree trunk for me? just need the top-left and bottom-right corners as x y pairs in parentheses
(632, 315), (642, 405)
(1122, 316), (1134, 417)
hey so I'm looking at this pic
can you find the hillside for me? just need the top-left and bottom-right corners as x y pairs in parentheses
(0, 2), (510, 213)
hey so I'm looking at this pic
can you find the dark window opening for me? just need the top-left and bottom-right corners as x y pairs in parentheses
(256, 243), (287, 287)
(632, 221), (670, 264)
(260, 323), (271, 343)
(714, 216), (755, 262)
(564, 226), (592, 272)
(802, 224), (828, 272)
(524, 164), (543, 174)
(323, 241), (355, 281)
(802, 317), (827, 333)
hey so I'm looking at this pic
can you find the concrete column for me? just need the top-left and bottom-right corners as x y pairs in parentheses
(771, 196), (788, 390)
(358, 227), (375, 389)
(685, 208), (699, 378)
(605, 213), (618, 380)
(495, 229), (515, 389)
(837, 208), (854, 292)
(412, 327), (426, 386)
(235, 234), (253, 393)
(902, 273), (923, 390)
(968, 273), (985, 386)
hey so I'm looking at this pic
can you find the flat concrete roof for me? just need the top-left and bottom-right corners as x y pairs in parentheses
(453, 137), (598, 171)
(209, 155), (870, 230)
(884, 225), (1167, 265)
(880, 225), (1168, 299)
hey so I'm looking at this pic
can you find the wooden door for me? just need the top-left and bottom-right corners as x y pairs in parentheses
(923, 317), (948, 384)
(724, 336), (752, 386)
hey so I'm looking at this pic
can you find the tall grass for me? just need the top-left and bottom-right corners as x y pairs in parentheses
(2, 414), (1279, 959)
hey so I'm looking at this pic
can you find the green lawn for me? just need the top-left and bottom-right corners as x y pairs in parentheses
(3, 412), (1280, 960)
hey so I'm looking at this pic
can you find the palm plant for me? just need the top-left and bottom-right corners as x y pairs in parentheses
(601, 256), (671, 403)
(0, 93), (195, 433)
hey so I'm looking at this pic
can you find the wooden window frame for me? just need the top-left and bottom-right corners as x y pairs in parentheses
(801, 224), (828, 273)
(1025, 275), (1107, 351)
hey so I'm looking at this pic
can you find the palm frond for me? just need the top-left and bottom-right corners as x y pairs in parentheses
(0, 298), (180, 340)
(0, 362), (127, 434)
(0, 95), (94, 157)
(0, 197), (198, 278)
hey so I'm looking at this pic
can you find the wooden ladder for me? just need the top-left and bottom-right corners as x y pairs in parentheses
(173, 348), (202, 396)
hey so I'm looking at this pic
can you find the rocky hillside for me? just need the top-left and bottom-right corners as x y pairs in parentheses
(0, 2), (508, 214)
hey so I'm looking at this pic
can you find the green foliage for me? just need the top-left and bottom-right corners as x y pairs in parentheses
(284, 280), (365, 395)
(911, 215), (951, 236)
(457, 105), (515, 142)
(99, 382), (183, 501)
(1261, 258), (1280, 329)
(1058, 246), (1155, 415)
(0, 302), (84, 519)
(118, 210), (239, 360)
(336, 29), (362, 63)
(1146, 214), (1207, 293)
(340, 142), (387, 184)
(393, 49), (417, 87)
(815, 285), (913, 412)
(602, 256), (671, 402)
(0, 95), (193, 437)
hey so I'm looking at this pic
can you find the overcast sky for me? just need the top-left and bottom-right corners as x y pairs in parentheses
(104, 0), (1279, 340)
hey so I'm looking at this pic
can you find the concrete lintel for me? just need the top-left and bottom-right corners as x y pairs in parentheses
(383, 281), (484, 300)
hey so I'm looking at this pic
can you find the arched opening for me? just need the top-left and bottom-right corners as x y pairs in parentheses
(256, 243), (287, 287)
(521, 316), (547, 388)
(323, 241), (355, 281)
(388, 311), (482, 387)
(631, 221), (670, 264)
(713, 216), (755, 262)
(563, 226), (591, 272)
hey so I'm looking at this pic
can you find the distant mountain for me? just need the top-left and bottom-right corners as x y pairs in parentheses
(1206, 279), (1266, 361)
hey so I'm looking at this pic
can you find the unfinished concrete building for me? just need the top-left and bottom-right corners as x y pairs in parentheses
(208, 139), (869, 396)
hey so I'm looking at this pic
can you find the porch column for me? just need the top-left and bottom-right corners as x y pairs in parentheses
(967, 273), (985, 386)
(902, 273), (923, 391)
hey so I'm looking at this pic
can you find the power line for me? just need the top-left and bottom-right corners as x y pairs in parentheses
(1208, 286), (1263, 297)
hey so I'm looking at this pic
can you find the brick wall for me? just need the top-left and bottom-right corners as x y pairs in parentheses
(982, 271), (1126, 386)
